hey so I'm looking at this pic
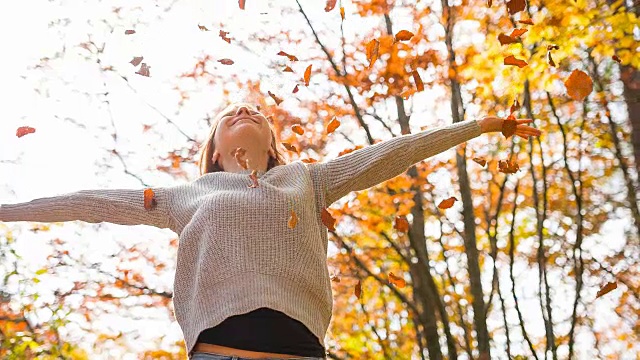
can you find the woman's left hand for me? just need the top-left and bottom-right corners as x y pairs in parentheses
(478, 116), (542, 139)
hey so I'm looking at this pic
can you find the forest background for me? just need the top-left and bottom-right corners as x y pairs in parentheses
(0, 0), (638, 359)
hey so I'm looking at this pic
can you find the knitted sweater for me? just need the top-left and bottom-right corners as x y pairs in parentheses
(0, 119), (482, 357)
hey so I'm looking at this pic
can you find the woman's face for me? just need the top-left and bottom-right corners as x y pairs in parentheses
(211, 104), (275, 164)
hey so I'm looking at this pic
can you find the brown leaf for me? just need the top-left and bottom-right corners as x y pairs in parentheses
(124, 30), (136, 35)
(518, 18), (534, 25)
(135, 63), (151, 77)
(365, 39), (380, 69)
(547, 44), (560, 51)
(504, 55), (528, 68)
(498, 33), (518, 45)
(130, 56), (143, 67)
(437, 197), (457, 209)
(16, 126), (36, 138)
(502, 115), (518, 138)
(219, 30), (231, 43)
(330, 274), (341, 282)
(388, 272), (406, 288)
(506, 0), (526, 14)
(283, 65), (294, 73)
(277, 51), (298, 62)
(268, 91), (283, 106)
(325, 0), (337, 12)
(248, 170), (259, 188)
(472, 157), (487, 167)
(321, 208), (337, 231)
(394, 216), (409, 233)
(412, 70), (424, 91)
(303, 64), (312, 86)
(281, 142), (299, 153)
(612, 55), (621, 63)
(143, 188), (157, 210)
(547, 51), (556, 67)
(198, 24), (209, 31)
(498, 159), (520, 173)
(509, 28), (528, 38)
(218, 58), (234, 65)
(291, 124), (305, 135)
(326, 116), (341, 134)
(564, 69), (593, 101)
(238, 0), (246, 10)
(354, 280), (362, 299)
(595, 281), (617, 298)
(287, 209), (298, 229)
(394, 30), (415, 42)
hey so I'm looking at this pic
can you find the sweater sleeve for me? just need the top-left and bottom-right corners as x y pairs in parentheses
(307, 119), (482, 206)
(0, 187), (176, 231)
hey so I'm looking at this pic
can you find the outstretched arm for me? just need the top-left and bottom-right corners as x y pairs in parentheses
(307, 118), (483, 206)
(0, 187), (175, 230)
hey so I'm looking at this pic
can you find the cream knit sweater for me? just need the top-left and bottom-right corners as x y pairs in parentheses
(0, 119), (482, 357)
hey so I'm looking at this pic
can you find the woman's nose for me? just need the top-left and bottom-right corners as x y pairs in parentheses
(236, 106), (251, 116)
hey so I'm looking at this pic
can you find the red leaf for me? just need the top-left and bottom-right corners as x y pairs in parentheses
(16, 126), (36, 138)
(504, 55), (528, 68)
(394, 216), (409, 233)
(612, 55), (621, 63)
(238, 0), (246, 10)
(292, 84), (299, 93)
(325, 0), (337, 11)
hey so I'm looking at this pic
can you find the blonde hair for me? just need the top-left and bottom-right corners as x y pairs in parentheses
(198, 102), (288, 176)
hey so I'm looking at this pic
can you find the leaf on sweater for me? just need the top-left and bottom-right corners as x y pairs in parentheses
(277, 51), (299, 62)
(143, 188), (157, 210)
(292, 124), (304, 135)
(596, 281), (617, 298)
(268, 91), (283, 106)
(16, 126), (36, 138)
(388, 272), (406, 288)
(287, 209), (298, 229)
(437, 197), (457, 209)
(394, 215), (409, 233)
(326, 116), (340, 134)
(303, 65), (312, 86)
(354, 280), (362, 299)
(564, 69), (593, 101)
(321, 208), (336, 231)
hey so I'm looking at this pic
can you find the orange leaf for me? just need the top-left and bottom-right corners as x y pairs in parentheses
(365, 39), (380, 69)
(281, 142), (299, 153)
(394, 216), (409, 233)
(394, 30), (415, 42)
(301, 157), (318, 163)
(303, 64), (312, 86)
(143, 188), (157, 210)
(388, 272), (406, 288)
(340, 7), (345, 20)
(277, 51), (298, 62)
(248, 170), (259, 188)
(321, 208), (336, 231)
(472, 157), (487, 167)
(125, 30), (136, 35)
(504, 55), (528, 68)
(291, 124), (305, 135)
(283, 65), (294, 73)
(502, 115), (517, 138)
(412, 70), (424, 91)
(198, 24), (209, 31)
(325, 0), (337, 12)
(268, 91), (283, 106)
(326, 116), (341, 134)
(130, 56), (143, 66)
(498, 33), (518, 45)
(612, 55), (621, 63)
(400, 88), (416, 100)
(509, 28), (528, 38)
(595, 281), (617, 298)
(292, 84), (299, 93)
(354, 280), (362, 299)
(287, 209), (298, 229)
(16, 126), (36, 138)
(219, 30), (231, 43)
(506, 0), (526, 14)
(498, 159), (520, 173)
(518, 19), (534, 25)
(218, 58), (234, 65)
(238, 0), (245, 10)
(564, 69), (593, 101)
(438, 197), (457, 209)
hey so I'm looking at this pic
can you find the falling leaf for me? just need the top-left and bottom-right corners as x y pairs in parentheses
(394, 30), (415, 42)
(143, 188), (157, 210)
(547, 44), (560, 51)
(130, 56), (143, 66)
(248, 170), (259, 188)
(218, 58), (234, 65)
(277, 51), (299, 61)
(291, 124), (305, 135)
(518, 18), (534, 25)
(219, 30), (231, 43)
(564, 69), (593, 101)
(304, 64), (312, 86)
(498, 33), (518, 45)
(506, 0), (526, 14)
(282, 142), (299, 153)
(612, 55), (621, 63)
(268, 91), (283, 106)
(354, 280), (362, 299)
(330, 274), (341, 282)
(388, 272), (406, 288)
(340, 7), (345, 20)
(321, 208), (336, 231)
(136, 63), (151, 77)
(498, 159), (520, 173)
(502, 115), (518, 138)
(473, 157), (487, 167)
(238, 0), (245, 10)
(509, 28), (528, 38)
(288, 208), (298, 229)
(510, 99), (521, 115)
(412, 70), (424, 91)
(16, 126), (36, 138)
(438, 197), (457, 209)
(547, 51), (556, 67)
(595, 281), (617, 298)
(292, 84), (299, 93)
(365, 39), (380, 69)
(283, 65), (294, 73)
(326, 116), (341, 134)
(198, 24), (209, 31)
(504, 55), (528, 68)
(394, 216), (409, 233)
(325, 0), (337, 12)
(125, 30), (136, 35)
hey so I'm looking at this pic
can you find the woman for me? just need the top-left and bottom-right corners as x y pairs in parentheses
(0, 102), (541, 360)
